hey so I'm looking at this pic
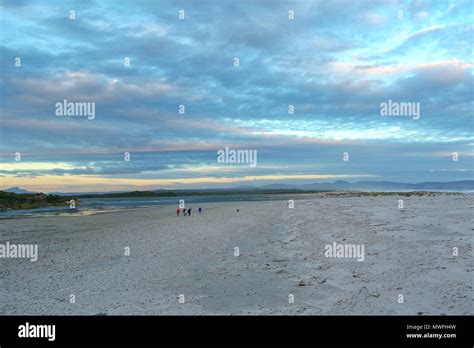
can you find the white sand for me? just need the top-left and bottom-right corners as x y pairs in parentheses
(0, 194), (472, 315)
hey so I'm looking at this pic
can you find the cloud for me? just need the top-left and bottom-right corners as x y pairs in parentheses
(0, 0), (473, 191)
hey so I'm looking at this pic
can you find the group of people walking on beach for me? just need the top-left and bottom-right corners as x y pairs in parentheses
(176, 207), (202, 216)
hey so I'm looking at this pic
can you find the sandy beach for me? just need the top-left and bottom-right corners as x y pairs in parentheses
(0, 194), (472, 315)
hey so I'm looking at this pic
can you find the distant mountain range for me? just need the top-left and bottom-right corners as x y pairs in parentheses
(3, 187), (35, 194)
(254, 180), (474, 191)
(2, 180), (473, 196)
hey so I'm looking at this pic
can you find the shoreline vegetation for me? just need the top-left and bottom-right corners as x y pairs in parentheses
(0, 189), (463, 211)
(0, 192), (78, 211)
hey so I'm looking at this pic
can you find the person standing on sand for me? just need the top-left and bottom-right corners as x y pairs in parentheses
(199, 207), (202, 213)
(176, 208), (180, 216)
(183, 209), (187, 216)
(188, 208), (192, 216)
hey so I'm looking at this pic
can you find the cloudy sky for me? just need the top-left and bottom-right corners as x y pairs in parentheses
(0, 0), (473, 192)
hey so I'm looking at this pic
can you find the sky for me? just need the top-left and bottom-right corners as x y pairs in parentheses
(0, 0), (473, 193)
